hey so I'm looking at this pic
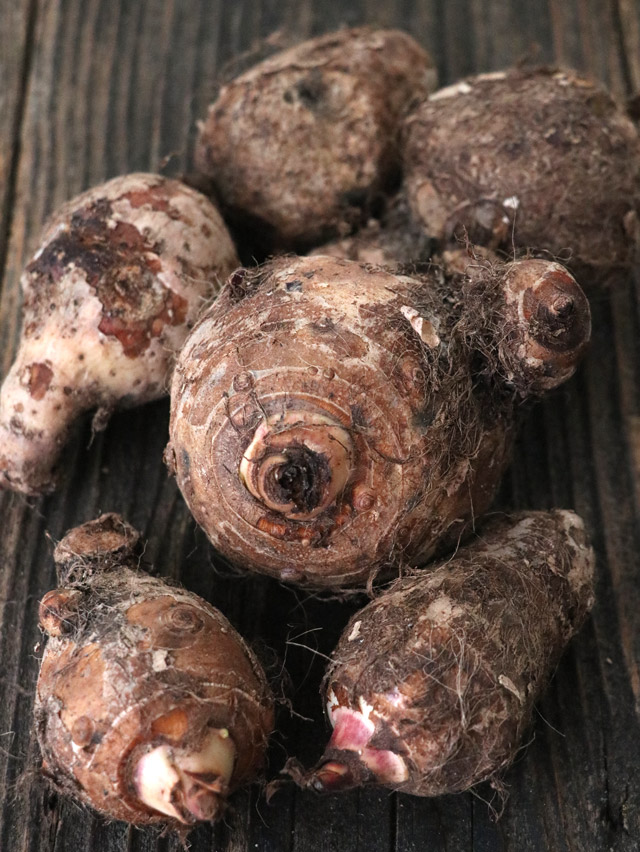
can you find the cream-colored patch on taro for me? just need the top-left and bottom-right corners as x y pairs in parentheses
(423, 595), (464, 624)
(21, 264), (103, 331)
(553, 72), (573, 87)
(358, 696), (375, 720)
(326, 688), (339, 721)
(498, 674), (524, 703)
(133, 746), (183, 821)
(348, 620), (362, 641)
(501, 284), (545, 370)
(558, 510), (585, 541)
(502, 516), (537, 543)
(430, 80), (472, 100)
(475, 70), (508, 83)
(20, 264), (169, 397)
(399, 305), (440, 347)
(558, 511), (595, 590)
(152, 649), (169, 672)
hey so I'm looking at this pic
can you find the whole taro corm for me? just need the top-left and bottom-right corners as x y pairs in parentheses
(167, 254), (590, 590)
(402, 68), (640, 284)
(285, 511), (594, 796)
(35, 514), (274, 827)
(195, 27), (437, 250)
(0, 173), (238, 495)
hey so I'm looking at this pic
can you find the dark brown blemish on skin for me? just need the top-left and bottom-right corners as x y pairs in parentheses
(124, 183), (188, 221)
(350, 404), (367, 429)
(295, 70), (328, 111)
(26, 362), (54, 400)
(26, 200), (188, 358)
(225, 268), (266, 305)
(98, 286), (188, 358)
(261, 446), (332, 515)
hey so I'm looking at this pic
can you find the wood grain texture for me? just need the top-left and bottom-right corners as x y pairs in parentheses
(0, 0), (36, 299)
(1, 1), (639, 850)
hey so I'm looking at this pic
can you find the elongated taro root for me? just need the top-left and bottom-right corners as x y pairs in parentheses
(286, 510), (594, 796)
(402, 68), (640, 283)
(35, 513), (274, 826)
(195, 28), (437, 249)
(167, 254), (590, 589)
(0, 173), (239, 495)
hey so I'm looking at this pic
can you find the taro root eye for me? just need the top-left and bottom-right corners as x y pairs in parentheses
(263, 446), (331, 515)
(239, 412), (354, 522)
(165, 604), (205, 633)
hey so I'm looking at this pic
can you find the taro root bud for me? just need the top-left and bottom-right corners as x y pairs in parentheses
(0, 173), (239, 495)
(167, 254), (589, 589)
(35, 514), (274, 826)
(195, 27), (437, 249)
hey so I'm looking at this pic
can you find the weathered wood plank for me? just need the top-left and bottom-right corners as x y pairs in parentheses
(1, 1), (639, 851)
(616, 0), (640, 93)
(0, 0), (37, 297)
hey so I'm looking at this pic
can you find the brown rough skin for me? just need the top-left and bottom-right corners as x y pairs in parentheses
(35, 514), (274, 827)
(286, 511), (594, 796)
(0, 173), (239, 495)
(402, 68), (640, 285)
(195, 28), (437, 249)
(308, 195), (435, 268)
(167, 254), (590, 589)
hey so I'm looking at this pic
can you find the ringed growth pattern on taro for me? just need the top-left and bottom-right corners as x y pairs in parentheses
(35, 514), (274, 827)
(195, 27), (437, 250)
(167, 254), (590, 589)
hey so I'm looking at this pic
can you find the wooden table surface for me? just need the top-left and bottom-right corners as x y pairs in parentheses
(1, 1), (640, 850)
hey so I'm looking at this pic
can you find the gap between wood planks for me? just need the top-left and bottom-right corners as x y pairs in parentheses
(0, 0), (39, 305)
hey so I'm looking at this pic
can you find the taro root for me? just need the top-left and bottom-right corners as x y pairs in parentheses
(287, 510), (594, 796)
(308, 195), (435, 268)
(402, 68), (640, 283)
(35, 513), (274, 827)
(167, 254), (590, 589)
(0, 173), (239, 495)
(195, 28), (437, 250)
